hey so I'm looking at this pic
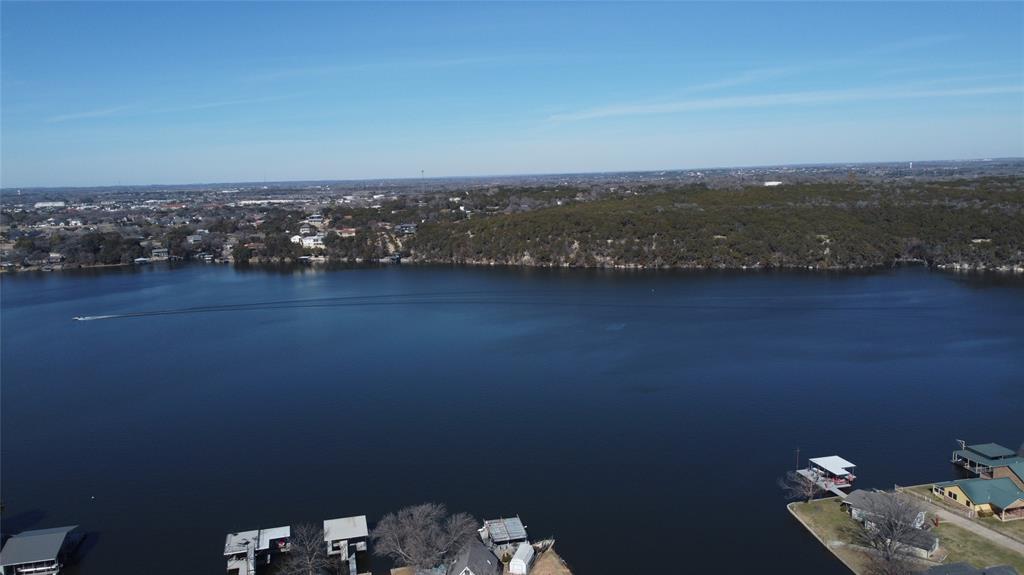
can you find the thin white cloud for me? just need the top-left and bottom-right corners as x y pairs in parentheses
(45, 106), (133, 123)
(245, 55), (511, 82)
(43, 95), (296, 124)
(548, 84), (1024, 122)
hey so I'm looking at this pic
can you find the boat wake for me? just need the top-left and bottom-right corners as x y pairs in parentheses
(68, 289), (941, 322)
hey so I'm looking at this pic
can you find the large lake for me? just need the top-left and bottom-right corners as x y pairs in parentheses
(1, 264), (1022, 574)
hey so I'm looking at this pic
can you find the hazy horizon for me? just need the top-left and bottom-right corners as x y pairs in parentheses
(3, 2), (1022, 188)
(2, 155), (1022, 193)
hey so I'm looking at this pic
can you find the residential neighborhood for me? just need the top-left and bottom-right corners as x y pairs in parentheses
(787, 440), (1024, 574)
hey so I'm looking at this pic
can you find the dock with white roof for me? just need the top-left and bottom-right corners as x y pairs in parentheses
(797, 455), (857, 498)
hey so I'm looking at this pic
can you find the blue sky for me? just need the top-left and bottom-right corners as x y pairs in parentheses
(2, 2), (1022, 187)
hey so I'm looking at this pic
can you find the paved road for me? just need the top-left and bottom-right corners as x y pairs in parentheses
(931, 508), (1024, 556)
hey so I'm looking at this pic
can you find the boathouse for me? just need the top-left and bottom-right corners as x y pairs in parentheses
(323, 515), (368, 559)
(480, 517), (528, 556)
(0, 526), (81, 575)
(807, 456), (857, 486)
(952, 441), (1024, 479)
(224, 525), (290, 575)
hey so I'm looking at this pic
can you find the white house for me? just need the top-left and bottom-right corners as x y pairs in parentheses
(509, 542), (534, 575)
(290, 235), (325, 249)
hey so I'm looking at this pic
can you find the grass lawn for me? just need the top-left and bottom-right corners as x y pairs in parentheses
(904, 484), (1024, 543)
(789, 498), (871, 573)
(792, 495), (1024, 574)
(978, 515), (1024, 542)
(935, 523), (1024, 572)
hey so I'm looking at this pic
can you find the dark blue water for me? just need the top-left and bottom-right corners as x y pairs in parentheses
(2, 265), (1022, 574)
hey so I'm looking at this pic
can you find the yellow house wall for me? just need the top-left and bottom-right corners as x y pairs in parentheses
(936, 485), (990, 512)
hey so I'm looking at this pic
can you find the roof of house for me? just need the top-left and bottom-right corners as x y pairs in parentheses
(483, 517), (527, 544)
(843, 490), (892, 514)
(895, 527), (938, 551)
(968, 443), (1017, 459)
(323, 516), (368, 542)
(1008, 462), (1024, 483)
(937, 478), (1024, 509)
(448, 539), (500, 575)
(0, 526), (78, 567)
(809, 455), (856, 476)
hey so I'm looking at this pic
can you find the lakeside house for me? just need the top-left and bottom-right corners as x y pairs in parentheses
(931, 477), (1024, 521)
(841, 490), (938, 559)
(290, 234), (325, 249)
(447, 539), (500, 575)
(0, 526), (81, 575)
(842, 490), (926, 529)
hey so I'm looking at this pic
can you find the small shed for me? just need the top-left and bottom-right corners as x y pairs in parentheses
(509, 543), (534, 575)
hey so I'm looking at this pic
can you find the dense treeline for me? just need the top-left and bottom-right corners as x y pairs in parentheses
(408, 179), (1024, 270)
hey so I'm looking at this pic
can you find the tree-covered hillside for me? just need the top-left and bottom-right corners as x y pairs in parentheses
(407, 178), (1024, 270)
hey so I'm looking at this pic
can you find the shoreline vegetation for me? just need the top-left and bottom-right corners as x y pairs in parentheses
(3, 177), (1022, 275)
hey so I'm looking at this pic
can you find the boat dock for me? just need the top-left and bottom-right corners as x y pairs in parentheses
(796, 468), (849, 498)
(797, 455), (858, 498)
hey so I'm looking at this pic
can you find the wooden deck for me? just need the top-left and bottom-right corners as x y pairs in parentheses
(797, 468), (850, 498)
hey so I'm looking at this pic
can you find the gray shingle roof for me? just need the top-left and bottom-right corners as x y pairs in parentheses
(447, 539), (500, 575)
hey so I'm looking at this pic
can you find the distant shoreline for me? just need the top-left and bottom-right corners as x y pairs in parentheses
(3, 258), (1023, 276)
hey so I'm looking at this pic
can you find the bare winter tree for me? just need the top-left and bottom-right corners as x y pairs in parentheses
(778, 470), (822, 503)
(277, 523), (332, 575)
(846, 492), (927, 575)
(371, 503), (478, 569)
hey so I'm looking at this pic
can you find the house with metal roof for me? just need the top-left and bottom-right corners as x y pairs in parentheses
(993, 461), (1024, 491)
(932, 477), (1024, 521)
(480, 516), (528, 556)
(951, 441), (1024, 478)
(447, 539), (500, 575)
(0, 526), (81, 575)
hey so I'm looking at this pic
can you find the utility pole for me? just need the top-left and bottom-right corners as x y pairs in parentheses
(795, 447), (801, 472)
